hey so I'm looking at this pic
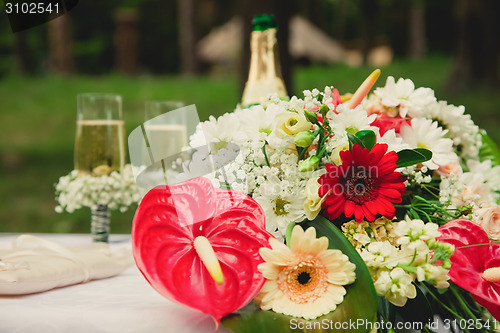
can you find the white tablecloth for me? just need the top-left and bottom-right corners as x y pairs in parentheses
(0, 233), (228, 333)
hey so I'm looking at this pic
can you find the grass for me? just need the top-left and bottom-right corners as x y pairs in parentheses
(1, 55), (499, 234)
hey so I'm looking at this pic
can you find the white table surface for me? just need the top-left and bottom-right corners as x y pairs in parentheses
(0, 233), (228, 333)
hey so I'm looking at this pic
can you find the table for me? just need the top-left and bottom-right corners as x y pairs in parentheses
(0, 233), (228, 333)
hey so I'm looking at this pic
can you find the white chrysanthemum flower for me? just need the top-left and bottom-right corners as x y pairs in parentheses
(399, 118), (457, 170)
(253, 175), (307, 239)
(255, 226), (356, 320)
(423, 101), (481, 158)
(329, 104), (378, 135)
(373, 267), (417, 307)
(189, 112), (244, 149)
(373, 76), (436, 118)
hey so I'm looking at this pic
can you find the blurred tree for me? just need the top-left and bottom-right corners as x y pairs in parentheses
(408, 0), (426, 60)
(359, 0), (378, 65)
(48, 14), (74, 75)
(138, 0), (179, 74)
(237, 0), (295, 96)
(447, 0), (500, 92)
(177, 0), (201, 75)
(13, 32), (38, 75)
(70, 0), (119, 74)
(114, 8), (139, 75)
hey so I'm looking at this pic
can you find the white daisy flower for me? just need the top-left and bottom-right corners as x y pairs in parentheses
(253, 175), (306, 240)
(329, 104), (378, 136)
(399, 118), (458, 170)
(377, 128), (411, 153)
(236, 103), (286, 143)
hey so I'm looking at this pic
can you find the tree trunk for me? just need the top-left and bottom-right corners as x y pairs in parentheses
(359, 0), (377, 66)
(177, 0), (200, 76)
(48, 14), (74, 75)
(408, 0), (426, 60)
(446, 0), (499, 92)
(13, 31), (37, 75)
(114, 9), (139, 76)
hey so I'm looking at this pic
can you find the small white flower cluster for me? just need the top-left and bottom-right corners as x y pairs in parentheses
(55, 164), (146, 213)
(188, 89), (338, 239)
(403, 165), (432, 187)
(439, 159), (500, 239)
(343, 218), (453, 307)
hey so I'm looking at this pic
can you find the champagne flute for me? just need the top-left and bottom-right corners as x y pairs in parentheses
(75, 93), (125, 242)
(144, 100), (187, 161)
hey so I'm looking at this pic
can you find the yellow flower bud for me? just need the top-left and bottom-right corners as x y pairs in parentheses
(330, 143), (350, 165)
(303, 177), (330, 220)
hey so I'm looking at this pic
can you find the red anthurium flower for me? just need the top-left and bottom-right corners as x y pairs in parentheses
(132, 177), (273, 322)
(438, 219), (500, 320)
(318, 143), (406, 222)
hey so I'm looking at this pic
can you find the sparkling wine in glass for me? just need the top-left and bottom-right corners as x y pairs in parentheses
(75, 94), (125, 176)
(144, 101), (187, 161)
(75, 93), (124, 242)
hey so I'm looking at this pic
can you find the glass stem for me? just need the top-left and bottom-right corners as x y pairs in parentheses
(91, 204), (110, 242)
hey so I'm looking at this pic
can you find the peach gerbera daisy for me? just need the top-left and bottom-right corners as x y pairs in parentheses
(255, 226), (356, 319)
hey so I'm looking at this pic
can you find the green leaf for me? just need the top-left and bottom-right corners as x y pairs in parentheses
(347, 133), (365, 151)
(396, 148), (433, 168)
(355, 130), (376, 151)
(221, 216), (378, 333)
(413, 148), (433, 161)
(479, 131), (500, 166)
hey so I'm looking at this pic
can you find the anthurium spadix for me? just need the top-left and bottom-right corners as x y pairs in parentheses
(345, 68), (381, 109)
(131, 177), (273, 322)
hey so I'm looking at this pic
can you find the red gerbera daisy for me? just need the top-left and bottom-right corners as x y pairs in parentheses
(318, 143), (406, 222)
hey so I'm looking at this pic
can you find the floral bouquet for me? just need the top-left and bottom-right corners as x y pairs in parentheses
(131, 69), (500, 333)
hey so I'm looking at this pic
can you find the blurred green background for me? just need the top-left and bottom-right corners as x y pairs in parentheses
(0, 0), (499, 234)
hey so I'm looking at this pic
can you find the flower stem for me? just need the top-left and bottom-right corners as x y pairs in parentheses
(262, 143), (270, 167)
(420, 283), (464, 320)
(456, 241), (500, 249)
(449, 285), (477, 321)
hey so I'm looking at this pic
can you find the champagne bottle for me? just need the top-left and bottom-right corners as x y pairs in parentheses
(241, 14), (288, 107)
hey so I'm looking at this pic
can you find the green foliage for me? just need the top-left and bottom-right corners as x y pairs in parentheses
(479, 130), (500, 166)
(347, 130), (376, 151)
(396, 148), (432, 168)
